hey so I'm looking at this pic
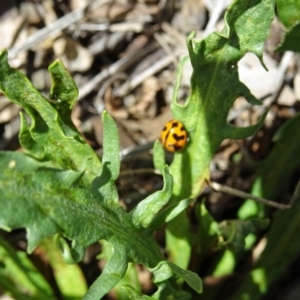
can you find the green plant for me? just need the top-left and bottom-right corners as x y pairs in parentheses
(0, 50), (201, 299)
(276, 0), (300, 52)
(154, 0), (272, 269)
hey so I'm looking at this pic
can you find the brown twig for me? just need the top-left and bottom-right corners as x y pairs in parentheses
(210, 181), (292, 210)
(9, 0), (110, 58)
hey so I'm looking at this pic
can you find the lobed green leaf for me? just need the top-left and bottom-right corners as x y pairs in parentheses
(165, 0), (274, 269)
(0, 49), (101, 184)
(0, 51), (204, 298)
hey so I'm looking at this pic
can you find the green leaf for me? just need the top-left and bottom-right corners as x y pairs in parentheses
(0, 150), (169, 297)
(0, 50), (200, 299)
(122, 285), (154, 299)
(151, 261), (202, 294)
(19, 112), (44, 159)
(48, 59), (78, 130)
(92, 111), (120, 205)
(130, 166), (173, 229)
(275, 0), (300, 53)
(238, 199), (261, 219)
(114, 263), (141, 300)
(101, 111), (120, 181)
(275, 21), (300, 52)
(38, 238), (87, 299)
(149, 198), (195, 230)
(153, 140), (166, 173)
(276, 0), (300, 28)
(0, 151), (101, 257)
(195, 203), (220, 255)
(218, 218), (270, 253)
(170, 0), (274, 196)
(165, 0), (274, 269)
(99, 240), (142, 299)
(212, 250), (236, 277)
(83, 245), (128, 300)
(172, 0), (273, 160)
(224, 111), (269, 140)
(0, 235), (53, 299)
(0, 49), (101, 184)
(0, 150), (157, 259)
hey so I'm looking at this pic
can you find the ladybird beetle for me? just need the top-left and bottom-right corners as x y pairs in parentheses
(160, 120), (188, 152)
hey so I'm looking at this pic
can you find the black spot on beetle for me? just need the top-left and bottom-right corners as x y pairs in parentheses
(173, 144), (183, 151)
(172, 133), (186, 141)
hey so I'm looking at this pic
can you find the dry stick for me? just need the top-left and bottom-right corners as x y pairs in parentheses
(154, 32), (178, 65)
(112, 27), (181, 98)
(210, 181), (292, 210)
(78, 43), (158, 101)
(260, 51), (294, 109)
(114, 54), (174, 98)
(228, 51), (293, 118)
(88, 32), (126, 56)
(204, 0), (229, 36)
(74, 22), (145, 33)
(227, 53), (293, 122)
(120, 142), (154, 161)
(228, 51), (294, 115)
(9, 0), (110, 58)
(96, 73), (127, 109)
(289, 179), (300, 207)
(78, 54), (134, 101)
(161, 22), (188, 51)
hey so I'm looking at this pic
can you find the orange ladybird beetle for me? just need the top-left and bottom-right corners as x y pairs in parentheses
(160, 120), (188, 152)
